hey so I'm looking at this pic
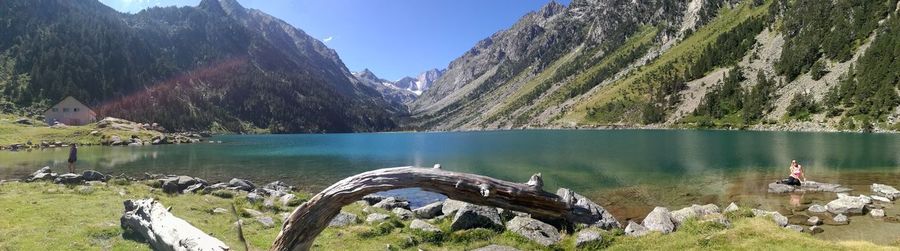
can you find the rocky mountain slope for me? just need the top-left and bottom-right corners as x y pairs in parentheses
(0, 0), (398, 133)
(407, 0), (900, 132)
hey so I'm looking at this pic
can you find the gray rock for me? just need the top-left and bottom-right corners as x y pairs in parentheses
(575, 229), (603, 248)
(413, 201), (443, 219)
(785, 225), (804, 232)
(752, 209), (788, 227)
(280, 194), (297, 207)
(329, 212), (359, 227)
(826, 196), (868, 215)
(247, 192), (264, 204)
(361, 194), (386, 206)
(808, 204), (827, 213)
(871, 209), (885, 218)
(14, 117), (31, 125)
(700, 213), (732, 228)
(556, 188), (620, 229)
(808, 226), (824, 234)
(670, 204), (720, 228)
(643, 207), (675, 233)
(202, 183), (229, 193)
(833, 214), (848, 224)
(441, 199), (468, 216)
(228, 178), (256, 191)
(160, 175), (202, 194)
(366, 213), (390, 223)
(624, 221), (649, 237)
(409, 219), (441, 232)
(54, 173), (84, 184)
(257, 216), (275, 228)
(872, 195), (892, 203)
(29, 172), (58, 182)
(392, 207), (414, 220)
(807, 216), (822, 226)
(263, 181), (291, 194)
(724, 202), (740, 213)
(506, 216), (560, 246)
(872, 183), (900, 200)
(29, 166), (51, 177)
(183, 183), (204, 193)
(212, 208), (229, 214)
(373, 197), (410, 210)
(243, 208), (264, 217)
(471, 245), (520, 251)
(450, 204), (503, 231)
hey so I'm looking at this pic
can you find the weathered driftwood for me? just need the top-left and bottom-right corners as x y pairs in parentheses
(271, 166), (599, 251)
(121, 198), (230, 251)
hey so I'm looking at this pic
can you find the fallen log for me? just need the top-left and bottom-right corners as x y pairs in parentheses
(121, 198), (230, 251)
(271, 166), (618, 251)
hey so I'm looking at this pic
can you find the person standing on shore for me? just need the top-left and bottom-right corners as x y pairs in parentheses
(67, 144), (77, 173)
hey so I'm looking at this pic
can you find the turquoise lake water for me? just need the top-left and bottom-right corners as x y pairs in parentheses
(2, 130), (900, 224)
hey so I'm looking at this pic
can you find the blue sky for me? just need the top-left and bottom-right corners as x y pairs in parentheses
(98, 0), (569, 80)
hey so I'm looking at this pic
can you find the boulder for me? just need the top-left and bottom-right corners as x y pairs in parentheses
(826, 196), (868, 215)
(808, 204), (827, 213)
(373, 197), (410, 210)
(328, 212), (358, 227)
(872, 184), (900, 200)
(807, 216), (822, 226)
(81, 170), (108, 182)
(556, 188), (620, 229)
(160, 176), (202, 194)
(724, 202), (740, 213)
(54, 173), (84, 184)
(752, 209), (788, 227)
(442, 199), (468, 216)
(361, 194), (386, 206)
(785, 225), (804, 232)
(228, 178), (256, 191)
(670, 204), (720, 228)
(263, 181), (292, 195)
(412, 201), (443, 219)
(450, 204), (503, 231)
(642, 207), (675, 233)
(872, 195), (892, 203)
(280, 194), (296, 207)
(257, 217), (275, 228)
(247, 192), (264, 204)
(833, 214), (848, 224)
(506, 216), (560, 246)
(183, 183), (205, 193)
(391, 208), (414, 220)
(409, 219), (441, 233)
(575, 229), (603, 248)
(471, 245), (520, 251)
(29, 172), (58, 182)
(624, 221), (649, 237)
(27, 166), (52, 180)
(871, 209), (885, 218)
(366, 213), (390, 223)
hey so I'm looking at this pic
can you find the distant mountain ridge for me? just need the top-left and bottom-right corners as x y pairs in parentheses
(0, 0), (398, 133)
(352, 68), (445, 108)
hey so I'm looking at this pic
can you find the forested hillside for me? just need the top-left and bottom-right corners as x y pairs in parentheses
(0, 0), (399, 133)
(407, 0), (900, 132)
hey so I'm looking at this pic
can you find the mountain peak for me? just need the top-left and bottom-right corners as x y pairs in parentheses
(540, 1), (566, 17)
(354, 68), (383, 82)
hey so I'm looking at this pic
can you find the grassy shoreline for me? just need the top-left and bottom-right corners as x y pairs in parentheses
(1, 179), (897, 250)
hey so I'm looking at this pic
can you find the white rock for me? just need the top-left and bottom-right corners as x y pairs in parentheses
(871, 209), (885, 218)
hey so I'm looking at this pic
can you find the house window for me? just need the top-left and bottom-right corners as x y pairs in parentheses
(74, 108), (79, 112)
(63, 108), (70, 112)
(52, 108), (58, 112)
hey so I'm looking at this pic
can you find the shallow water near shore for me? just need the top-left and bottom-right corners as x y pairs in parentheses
(2, 129), (900, 243)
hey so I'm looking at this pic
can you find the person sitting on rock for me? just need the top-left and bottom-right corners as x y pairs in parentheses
(777, 160), (805, 186)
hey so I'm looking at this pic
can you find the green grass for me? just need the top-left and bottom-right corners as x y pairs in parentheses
(0, 113), (162, 146)
(1, 181), (896, 250)
(564, 0), (771, 125)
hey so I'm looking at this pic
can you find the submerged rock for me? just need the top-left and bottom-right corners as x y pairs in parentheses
(872, 184), (900, 200)
(506, 216), (560, 246)
(833, 214), (848, 224)
(643, 207), (675, 233)
(768, 181), (851, 193)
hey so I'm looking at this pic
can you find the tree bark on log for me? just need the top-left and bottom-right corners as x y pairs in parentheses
(271, 166), (608, 251)
(121, 198), (230, 251)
